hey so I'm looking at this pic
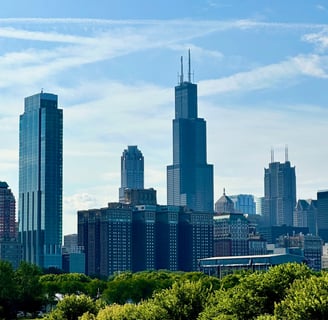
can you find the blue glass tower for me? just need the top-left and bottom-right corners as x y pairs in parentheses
(119, 145), (144, 203)
(167, 52), (214, 212)
(19, 92), (63, 269)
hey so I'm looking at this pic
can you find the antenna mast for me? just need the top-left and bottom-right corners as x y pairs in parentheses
(180, 56), (184, 84)
(285, 145), (289, 162)
(188, 49), (191, 83)
(271, 147), (274, 163)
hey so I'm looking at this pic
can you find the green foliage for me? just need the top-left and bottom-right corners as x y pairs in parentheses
(151, 279), (210, 320)
(199, 263), (313, 320)
(45, 294), (99, 320)
(0, 260), (17, 319)
(15, 261), (45, 313)
(274, 272), (328, 319)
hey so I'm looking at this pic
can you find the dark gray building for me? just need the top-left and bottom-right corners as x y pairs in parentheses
(317, 190), (328, 243)
(167, 52), (214, 213)
(119, 146), (144, 203)
(19, 92), (63, 269)
(263, 151), (296, 227)
(293, 199), (317, 235)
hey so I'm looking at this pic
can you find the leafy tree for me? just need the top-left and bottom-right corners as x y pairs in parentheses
(274, 272), (328, 319)
(45, 294), (99, 320)
(15, 261), (45, 313)
(199, 263), (313, 320)
(0, 260), (17, 319)
(151, 279), (210, 320)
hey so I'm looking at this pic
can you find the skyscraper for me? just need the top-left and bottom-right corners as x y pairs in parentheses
(0, 181), (16, 240)
(167, 51), (214, 212)
(317, 190), (328, 242)
(19, 92), (63, 269)
(263, 149), (296, 227)
(0, 181), (21, 269)
(119, 145), (144, 203)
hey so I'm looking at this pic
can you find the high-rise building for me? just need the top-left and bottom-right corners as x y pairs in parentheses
(317, 190), (328, 242)
(229, 194), (256, 215)
(167, 51), (214, 212)
(215, 189), (235, 214)
(19, 92), (63, 269)
(0, 182), (16, 240)
(119, 146), (144, 202)
(263, 149), (296, 227)
(293, 199), (317, 235)
(0, 181), (21, 269)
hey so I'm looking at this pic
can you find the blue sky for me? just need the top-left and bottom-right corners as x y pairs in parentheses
(1, 1), (328, 235)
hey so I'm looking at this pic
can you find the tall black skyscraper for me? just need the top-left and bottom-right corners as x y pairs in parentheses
(119, 146), (144, 203)
(19, 92), (63, 269)
(167, 51), (214, 212)
(317, 190), (328, 242)
(263, 148), (296, 227)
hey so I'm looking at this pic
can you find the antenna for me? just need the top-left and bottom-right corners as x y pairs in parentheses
(271, 147), (274, 163)
(180, 56), (184, 84)
(285, 145), (289, 162)
(188, 49), (191, 83)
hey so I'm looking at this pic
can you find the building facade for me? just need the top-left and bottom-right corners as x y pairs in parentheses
(293, 199), (317, 235)
(229, 194), (256, 215)
(317, 190), (328, 243)
(19, 92), (63, 269)
(119, 146), (144, 202)
(263, 155), (296, 227)
(0, 181), (21, 269)
(167, 52), (213, 212)
(78, 203), (213, 277)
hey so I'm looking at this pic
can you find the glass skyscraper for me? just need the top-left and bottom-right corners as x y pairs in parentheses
(19, 92), (63, 269)
(167, 53), (214, 212)
(119, 145), (144, 203)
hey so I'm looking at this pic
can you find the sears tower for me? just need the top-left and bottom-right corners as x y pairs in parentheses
(167, 51), (214, 212)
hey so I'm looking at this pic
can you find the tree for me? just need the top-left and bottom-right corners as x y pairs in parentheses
(151, 279), (210, 320)
(0, 260), (17, 319)
(274, 272), (328, 319)
(15, 261), (45, 314)
(45, 294), (99, 320)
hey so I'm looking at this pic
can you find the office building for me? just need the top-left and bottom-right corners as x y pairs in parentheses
(213, 213), (249, 256)
(276, 233), (323, 271)
(0, 182), (16, 240)
(78, 202), (212, 276)
(19, 92), (63, 269)
(215, 189), (235, 214)
(293, 199), (317, 235)
(317, 190), (328, 242)
(167, 52), (214, 212)
(0, 182), (21, 269)
(119, 146), (144, 202)
(263, 149), (296, 226)
(229, 194), (256, 215)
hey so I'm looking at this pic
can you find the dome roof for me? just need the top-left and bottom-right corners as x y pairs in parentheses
(215, 188), (235, 214)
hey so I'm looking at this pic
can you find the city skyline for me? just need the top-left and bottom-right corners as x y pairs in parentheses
(0, 1), (328, 235)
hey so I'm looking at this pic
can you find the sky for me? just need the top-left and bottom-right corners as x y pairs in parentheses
(1, 0), (328, 236)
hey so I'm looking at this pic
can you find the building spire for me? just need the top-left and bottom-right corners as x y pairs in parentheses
(285, 144), (289, 162)
(180, 56), (184, 84)
(188, 49), (191, 83)
(271, 147), (274, 163)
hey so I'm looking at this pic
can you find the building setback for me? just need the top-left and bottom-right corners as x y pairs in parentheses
(19, 92), (63, 269)
(167, 52), (214, 212)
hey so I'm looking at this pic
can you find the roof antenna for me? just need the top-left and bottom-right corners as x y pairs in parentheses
(180, 56), (184, 84)
(285, 145), (289, 162)
(188, 49), (191, 83)
(271, 147), (274, 163)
